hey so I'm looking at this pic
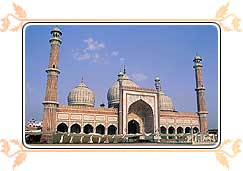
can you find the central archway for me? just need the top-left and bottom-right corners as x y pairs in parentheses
(128, 120), (140, 134)
(128, 99), (154, 133)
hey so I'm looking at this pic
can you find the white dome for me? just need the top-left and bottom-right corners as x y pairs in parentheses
(159, 91), (175, 111)
(68, 81), (95, 107)
(107, 73), (139, 107)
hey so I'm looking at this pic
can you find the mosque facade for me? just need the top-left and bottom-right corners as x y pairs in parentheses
(40, 27), (208, 143)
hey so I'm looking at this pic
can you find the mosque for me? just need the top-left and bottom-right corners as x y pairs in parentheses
(40, 27), (208, 143)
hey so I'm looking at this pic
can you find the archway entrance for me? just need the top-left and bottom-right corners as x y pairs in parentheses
(128, 99), (154, 134)
(128, 120), (140, 134)
(193, 127), (199, 133)
(168, 126), (175, 139)
(185, 127), (191, 133)
(57, 123), (68, 132)
(108, 125), (117, 135)
(177, 127), (183, 134)
(71, 124), (81, 133)
(83, 124), (93, 134)
(160, 126), (167, 134)
(96, 124), (105, 135)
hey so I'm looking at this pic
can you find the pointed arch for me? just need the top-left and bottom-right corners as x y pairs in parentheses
(193, 127), (199, 133)
(168, 126), (175, 134)
(83, 124), (93, 134)
(128, 99), (154, 133)
(70, 123), (81, 133)
(160, 126), (167, 134)
(57, 123), (68, 133)
(177, 126), (183, 134)
(185, 127), (191, 133)
(128, 120), (140, 134)
(108, 125), (117, 135)
(96, 124), (105, 135)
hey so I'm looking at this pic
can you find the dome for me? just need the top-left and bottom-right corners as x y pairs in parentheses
(159, 91), (175, 111)
(107, 73), (139, 107)
(68, 80), (95, 107)
(193, 54), (202, 63)
(154, 76), (160, 82)
(194, 54), (201, 60)
(51, 26), (62, 35)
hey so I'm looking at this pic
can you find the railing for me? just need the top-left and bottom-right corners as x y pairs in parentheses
(51, 132), (218, 144)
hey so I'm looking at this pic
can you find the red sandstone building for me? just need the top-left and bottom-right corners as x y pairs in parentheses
(40, 27), (208, 143)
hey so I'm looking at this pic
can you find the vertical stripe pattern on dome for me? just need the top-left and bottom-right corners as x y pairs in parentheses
(68, 80), (95, 106)
(107, 72), (139, 107)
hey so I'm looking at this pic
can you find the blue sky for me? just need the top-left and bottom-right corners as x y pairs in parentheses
(25, 24), (218, 129)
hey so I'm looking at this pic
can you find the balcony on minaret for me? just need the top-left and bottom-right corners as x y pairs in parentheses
(193, 54), (203, 68)
(49, 26), (62, 45)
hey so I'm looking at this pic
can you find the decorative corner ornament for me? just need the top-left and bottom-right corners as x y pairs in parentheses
(215, 139), (241, 170)
(215, 1), (242, 32)
(0, 139), (27, 170)
(0, 3), (27, 32)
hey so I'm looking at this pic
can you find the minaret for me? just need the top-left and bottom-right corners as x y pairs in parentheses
(118, 69), (124, 134)
(193, 54), (208, 134)
(154, 76), (161, 134)
(41, 26), (62, 143)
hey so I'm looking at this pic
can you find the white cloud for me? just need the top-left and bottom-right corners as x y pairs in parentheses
(119, 57), (125, 63)
(73, 47), (108, 64)
(130, 73), (148, 82)
(83, 38), (105, 51)
(72, 37), (111, 64)
(74, 53), (91, 61)
(92, 53), (105, 63)
(111, 51), (119, 56)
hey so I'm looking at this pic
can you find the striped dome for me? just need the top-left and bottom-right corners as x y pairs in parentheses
(68, 80), (95, 107)
(107, 73), (139, 107)
(159, 91), (175, 111)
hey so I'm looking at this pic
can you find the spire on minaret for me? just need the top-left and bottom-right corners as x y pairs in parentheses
(193, 53), (202, 64)
(123, 65), (126, 75)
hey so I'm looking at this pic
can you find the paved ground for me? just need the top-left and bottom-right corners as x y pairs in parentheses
(28, 142), (216, 147)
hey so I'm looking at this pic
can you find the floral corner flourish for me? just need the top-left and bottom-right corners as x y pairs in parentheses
(0, 139), (27, 170)
(0, 2), (27, 32)
(215, 139), (242, 170)
(215, 1), (242, 32)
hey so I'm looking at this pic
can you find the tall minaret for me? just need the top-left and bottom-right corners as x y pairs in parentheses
(193, 54), (208, 134)
(118, 71), (124, 134)
(154, 76), (161, 134)
(118, 65), (126, 134)
(41, 27), (62, 143)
